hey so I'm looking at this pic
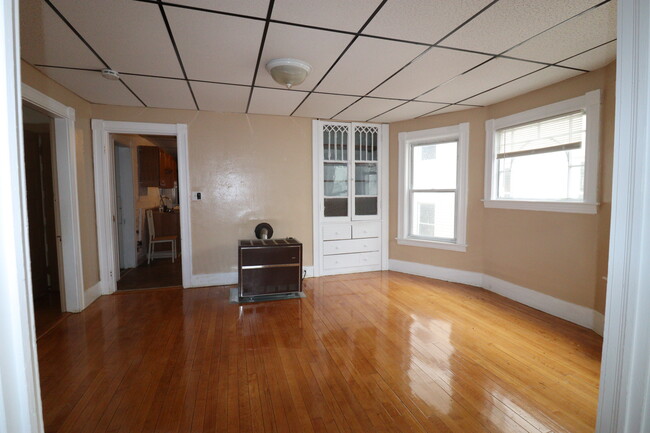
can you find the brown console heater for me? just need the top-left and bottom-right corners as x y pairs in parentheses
(238, 238), (303, 300)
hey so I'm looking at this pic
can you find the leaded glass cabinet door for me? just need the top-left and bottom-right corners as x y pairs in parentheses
(322, 123), (350, 219)
(352, 123), (380, 220)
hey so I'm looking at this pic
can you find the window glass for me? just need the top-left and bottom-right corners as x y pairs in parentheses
(323, 163), (347, 197)
(410, 192), (455, 240)
(412, 141), (457, 190)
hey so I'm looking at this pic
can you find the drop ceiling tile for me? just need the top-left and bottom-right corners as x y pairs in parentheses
(248, 88), (307, 116)
(443, 0), (602, 54)
(20, 0), (103, 69)
(432, 104), (479, 115)
(190, 82), (250, 113)
(416, 58), (541, 104)
(558, 40), (617, 71)
(50, 0), (184, 77)
(120, 76), (195, 110)
(372, 101), (445, 123)
(167, 0), (270, 17)
(363, 0), (492, 44)
(370, 47), (490, 100)
(38, 67), (142, 106)
(318, 37), (426, 96)
(293, 93), (360, 119)
(462, 66), (583, 106)
(256, 23), (354, 91)
(165, 7), (264, 84)
(505, 1), (617, 64)
(273, 0), (383, 32)
(333, 97), (403, 122)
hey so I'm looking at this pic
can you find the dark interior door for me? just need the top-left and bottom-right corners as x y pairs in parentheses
(24, 129), (60, 299)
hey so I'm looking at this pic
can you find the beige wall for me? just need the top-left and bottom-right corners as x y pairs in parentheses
(22, 62), (314, 284)
(22, 59), (614, 313)
(389, 62), (616, 313)
(90, 107), (313, 275)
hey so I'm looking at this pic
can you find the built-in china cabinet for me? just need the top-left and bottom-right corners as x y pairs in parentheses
(312, 120), (389, 276)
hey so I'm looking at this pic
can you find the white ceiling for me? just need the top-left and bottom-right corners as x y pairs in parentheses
(19, 0), (617, 123)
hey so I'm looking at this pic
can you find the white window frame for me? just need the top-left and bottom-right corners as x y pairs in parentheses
(397, 123), (469, 252)
(484, 90), (601, 214)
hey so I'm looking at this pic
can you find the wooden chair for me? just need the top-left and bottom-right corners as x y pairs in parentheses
(146, 209), (177, 264)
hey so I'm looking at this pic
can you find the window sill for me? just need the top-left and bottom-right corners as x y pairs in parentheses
(483, 199), (599, 214)
(396, 237), (467, 252)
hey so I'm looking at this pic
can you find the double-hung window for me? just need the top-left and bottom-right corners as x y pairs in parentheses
(484, 90), (600, 213)
(397, 123), (469, 251)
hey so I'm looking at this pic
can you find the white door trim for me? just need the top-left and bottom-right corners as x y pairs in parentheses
(596, 0), (650, 431)
(92, 120), (192, 293)
(311, 120), (321, 277)
(22, 83), (85, 313)
(0, 0), (44, 431)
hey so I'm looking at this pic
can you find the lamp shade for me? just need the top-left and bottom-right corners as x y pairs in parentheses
(265, 58), (311, 89)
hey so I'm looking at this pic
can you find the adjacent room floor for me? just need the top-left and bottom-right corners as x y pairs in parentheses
(117, 258), (182, 291)
(36, 271), (602, 433)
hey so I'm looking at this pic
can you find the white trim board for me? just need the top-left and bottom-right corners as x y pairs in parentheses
(191, 272), (237, 288)
(92, 120), (192, 295)
(389, 259), (604, 335)
(22, 84), (85, 313)
(84, 282), (102, 309)
(596, 0), (650, 430)
(1, 0), (45, 430)
(190, 266), (315, 289)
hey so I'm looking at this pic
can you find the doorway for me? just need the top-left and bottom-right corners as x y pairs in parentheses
(110, 134), (182, 291)
(23, 105), (67, 336)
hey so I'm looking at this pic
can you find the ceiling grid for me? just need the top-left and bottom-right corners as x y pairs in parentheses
(20, 0), (616, 122)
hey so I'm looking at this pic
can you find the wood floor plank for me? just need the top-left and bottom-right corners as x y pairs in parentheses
(37, 271), (602, 433)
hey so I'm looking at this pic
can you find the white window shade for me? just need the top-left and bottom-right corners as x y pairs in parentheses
(497, 111), (586, 158)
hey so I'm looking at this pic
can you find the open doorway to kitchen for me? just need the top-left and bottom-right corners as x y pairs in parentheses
(110, 134), (182, 291)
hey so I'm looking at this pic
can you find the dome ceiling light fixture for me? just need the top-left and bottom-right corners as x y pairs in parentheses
(265, 58), (312, 89)
(101, 68), (120, 81)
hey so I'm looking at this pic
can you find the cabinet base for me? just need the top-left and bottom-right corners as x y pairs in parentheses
(229, 288), (305, 304)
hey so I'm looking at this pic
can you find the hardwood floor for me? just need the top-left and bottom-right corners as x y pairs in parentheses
(37, 271), (602, 433)
(34, 291), (69, 339)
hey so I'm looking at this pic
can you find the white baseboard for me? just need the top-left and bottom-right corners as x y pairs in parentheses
(192, 266), (314, 288)
(84, 281), (103, 309)
(190, 272), (238, 288)
(592, 311), (605, 336)
(389, 259), (603, 334)
(482, 274), (597, 331)
(389, 259), (483, 287)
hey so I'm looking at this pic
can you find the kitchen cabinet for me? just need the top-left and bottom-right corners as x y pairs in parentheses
(138, 146), (177, 188)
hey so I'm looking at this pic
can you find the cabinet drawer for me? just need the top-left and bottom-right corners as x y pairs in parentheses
(323, 238), (380, 255)
(352, 222), (380, 239)
(323, 224), (351, 241)
(358, 251), (381, 266)
(323, 254), (359, 269)
(323, 251), (381, 270)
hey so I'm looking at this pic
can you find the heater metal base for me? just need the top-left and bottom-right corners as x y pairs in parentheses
(229, 287), (305, 304)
